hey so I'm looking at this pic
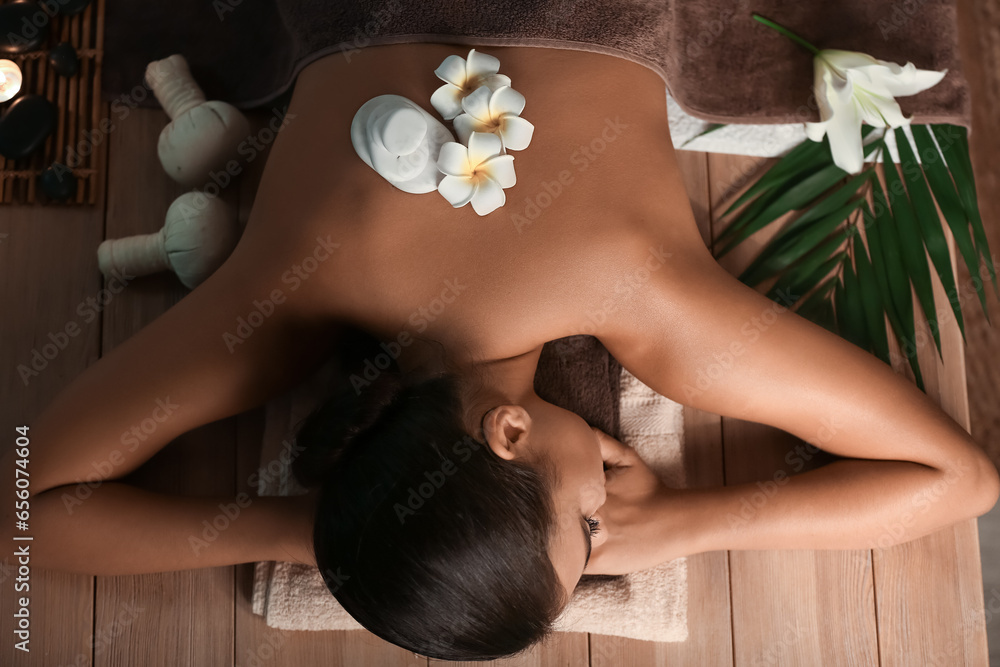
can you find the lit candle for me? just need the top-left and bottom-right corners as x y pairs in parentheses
(0, 60), (23, 103)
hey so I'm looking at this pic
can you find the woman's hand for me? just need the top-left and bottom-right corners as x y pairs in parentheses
(583, 428), (688, 575)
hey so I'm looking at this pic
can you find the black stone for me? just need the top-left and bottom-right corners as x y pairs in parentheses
(39, 163), (77, 200)
(48, 42), (78, 77)
(0, 2), (50, 55)
(0, 94), (57, 160)
(54, 0), (91, 17)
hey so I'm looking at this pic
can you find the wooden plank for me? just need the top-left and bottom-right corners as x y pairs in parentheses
(868, 164), (989, 666)
(95, 107), (237, 667)
(428, 633), (588, 667)
(0, 141), (106, 664)
(590, 149), (733, 666)
(707, 152), (879, 666)
(232, 107), (429, 666)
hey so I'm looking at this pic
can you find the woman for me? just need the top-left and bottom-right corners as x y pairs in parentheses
(12, 41), (998, 662)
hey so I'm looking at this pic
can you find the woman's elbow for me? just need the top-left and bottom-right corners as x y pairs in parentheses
(968, 455), (1000, 519)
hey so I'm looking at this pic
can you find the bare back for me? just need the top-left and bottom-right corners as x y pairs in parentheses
(234, 44), (712, 366)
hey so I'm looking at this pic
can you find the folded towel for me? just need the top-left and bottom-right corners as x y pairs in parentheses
(668, 90), (942, 166)
(102, 0), (971, 130)
(251, 335), (689, 643)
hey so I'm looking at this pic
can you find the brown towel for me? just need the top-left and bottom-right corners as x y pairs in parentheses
(102, 0), (971, 128)
(534, 335), (623, 441)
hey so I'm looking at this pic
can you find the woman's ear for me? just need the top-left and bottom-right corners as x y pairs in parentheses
(482, 405), (532, 461)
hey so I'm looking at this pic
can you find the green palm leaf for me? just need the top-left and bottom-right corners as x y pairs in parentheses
(718, 136), (831, 221)
(795, 276), (839, 334)
(908, 125), (988, 325)
(851, 228), (892, 365)
(716, 162), (849, 257)
(836, 262), (870, 352)
(881, 145), (965, 344)
(894, 128), (972, 342)
(739, 197), (863, 287)
(711, 123), (990, 397)
(931, 124), (998, 298)
(714, 136), (878, 257)
(765, 235), (847, 305)
(862, 200), (923, 369)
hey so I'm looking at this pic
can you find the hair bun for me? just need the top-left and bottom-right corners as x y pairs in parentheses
(291, 367), (410, 488)
(343, 370), (408, 441)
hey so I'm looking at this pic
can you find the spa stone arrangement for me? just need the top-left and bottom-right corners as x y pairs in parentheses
(0, 0), (100, 204)
(352, 49), (534, 216)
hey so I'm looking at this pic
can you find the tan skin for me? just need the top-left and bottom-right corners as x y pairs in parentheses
(6, 44), (998, 605)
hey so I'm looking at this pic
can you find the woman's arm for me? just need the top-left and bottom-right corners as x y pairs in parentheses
(596, 246), (999, 556)
(8, 241), (339, 573)
(24, 485), (316, 575)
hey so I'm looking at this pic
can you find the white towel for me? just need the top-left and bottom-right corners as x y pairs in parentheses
(251, 364), (689, 643)
(668, 89), (927, 164)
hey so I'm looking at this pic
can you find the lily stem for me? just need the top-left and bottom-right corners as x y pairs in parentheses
(752, 14), (820, 55)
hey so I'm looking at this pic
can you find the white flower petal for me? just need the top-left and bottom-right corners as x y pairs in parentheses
(499, 116), (534, 151)
(817, 49), (880, 71)
(430, 84), (465, 120)
(437, 142), (472, 177)
(854, 87), (909, 128)
(434, 55), (469, 87)
(823, 104), (865, 174)
(489, 86), (526, 117)
(461, 86), (493, 122)
(480, 73), (512, 91)
(480, 154), (516, 188)
(864, 60), (948, 97)
(804, 119), (829, 142)
(454, 113), (487, 145)
(467, 131), (503, 167)
(438, 175), (476, 208)
(471, 176), (506, 216)
(465, 49), (501, 80)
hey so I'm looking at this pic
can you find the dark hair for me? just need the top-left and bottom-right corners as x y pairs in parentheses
(291, 331), (567, 661)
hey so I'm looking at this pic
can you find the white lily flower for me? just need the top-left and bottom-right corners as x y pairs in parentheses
(804, 49), (947, 174)
(430, 49), (512, 121)
(453, 85), (535, 151)
(436, 131), (516, 216)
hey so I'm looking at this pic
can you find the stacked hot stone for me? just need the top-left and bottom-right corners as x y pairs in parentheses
(0, 0), (92, 200)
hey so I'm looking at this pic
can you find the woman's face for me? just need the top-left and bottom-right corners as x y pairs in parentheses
(481, 400), (609, 599)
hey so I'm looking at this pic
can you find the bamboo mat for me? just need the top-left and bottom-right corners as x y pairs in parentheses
(0, 0), (105, 205)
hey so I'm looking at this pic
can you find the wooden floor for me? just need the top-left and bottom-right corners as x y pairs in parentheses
(0, 97), (990, 664)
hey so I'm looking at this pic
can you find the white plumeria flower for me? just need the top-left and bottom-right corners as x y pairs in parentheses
(430, 49), (512, 121)
(436, 131), (516, 216)
(804, 49), (947, 174)
(453, 85), (535, 151)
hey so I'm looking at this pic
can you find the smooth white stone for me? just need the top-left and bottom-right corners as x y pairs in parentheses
(351, 95), (456, 194)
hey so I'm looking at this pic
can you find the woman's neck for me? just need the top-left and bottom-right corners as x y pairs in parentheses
(398, 337), (546, 437)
